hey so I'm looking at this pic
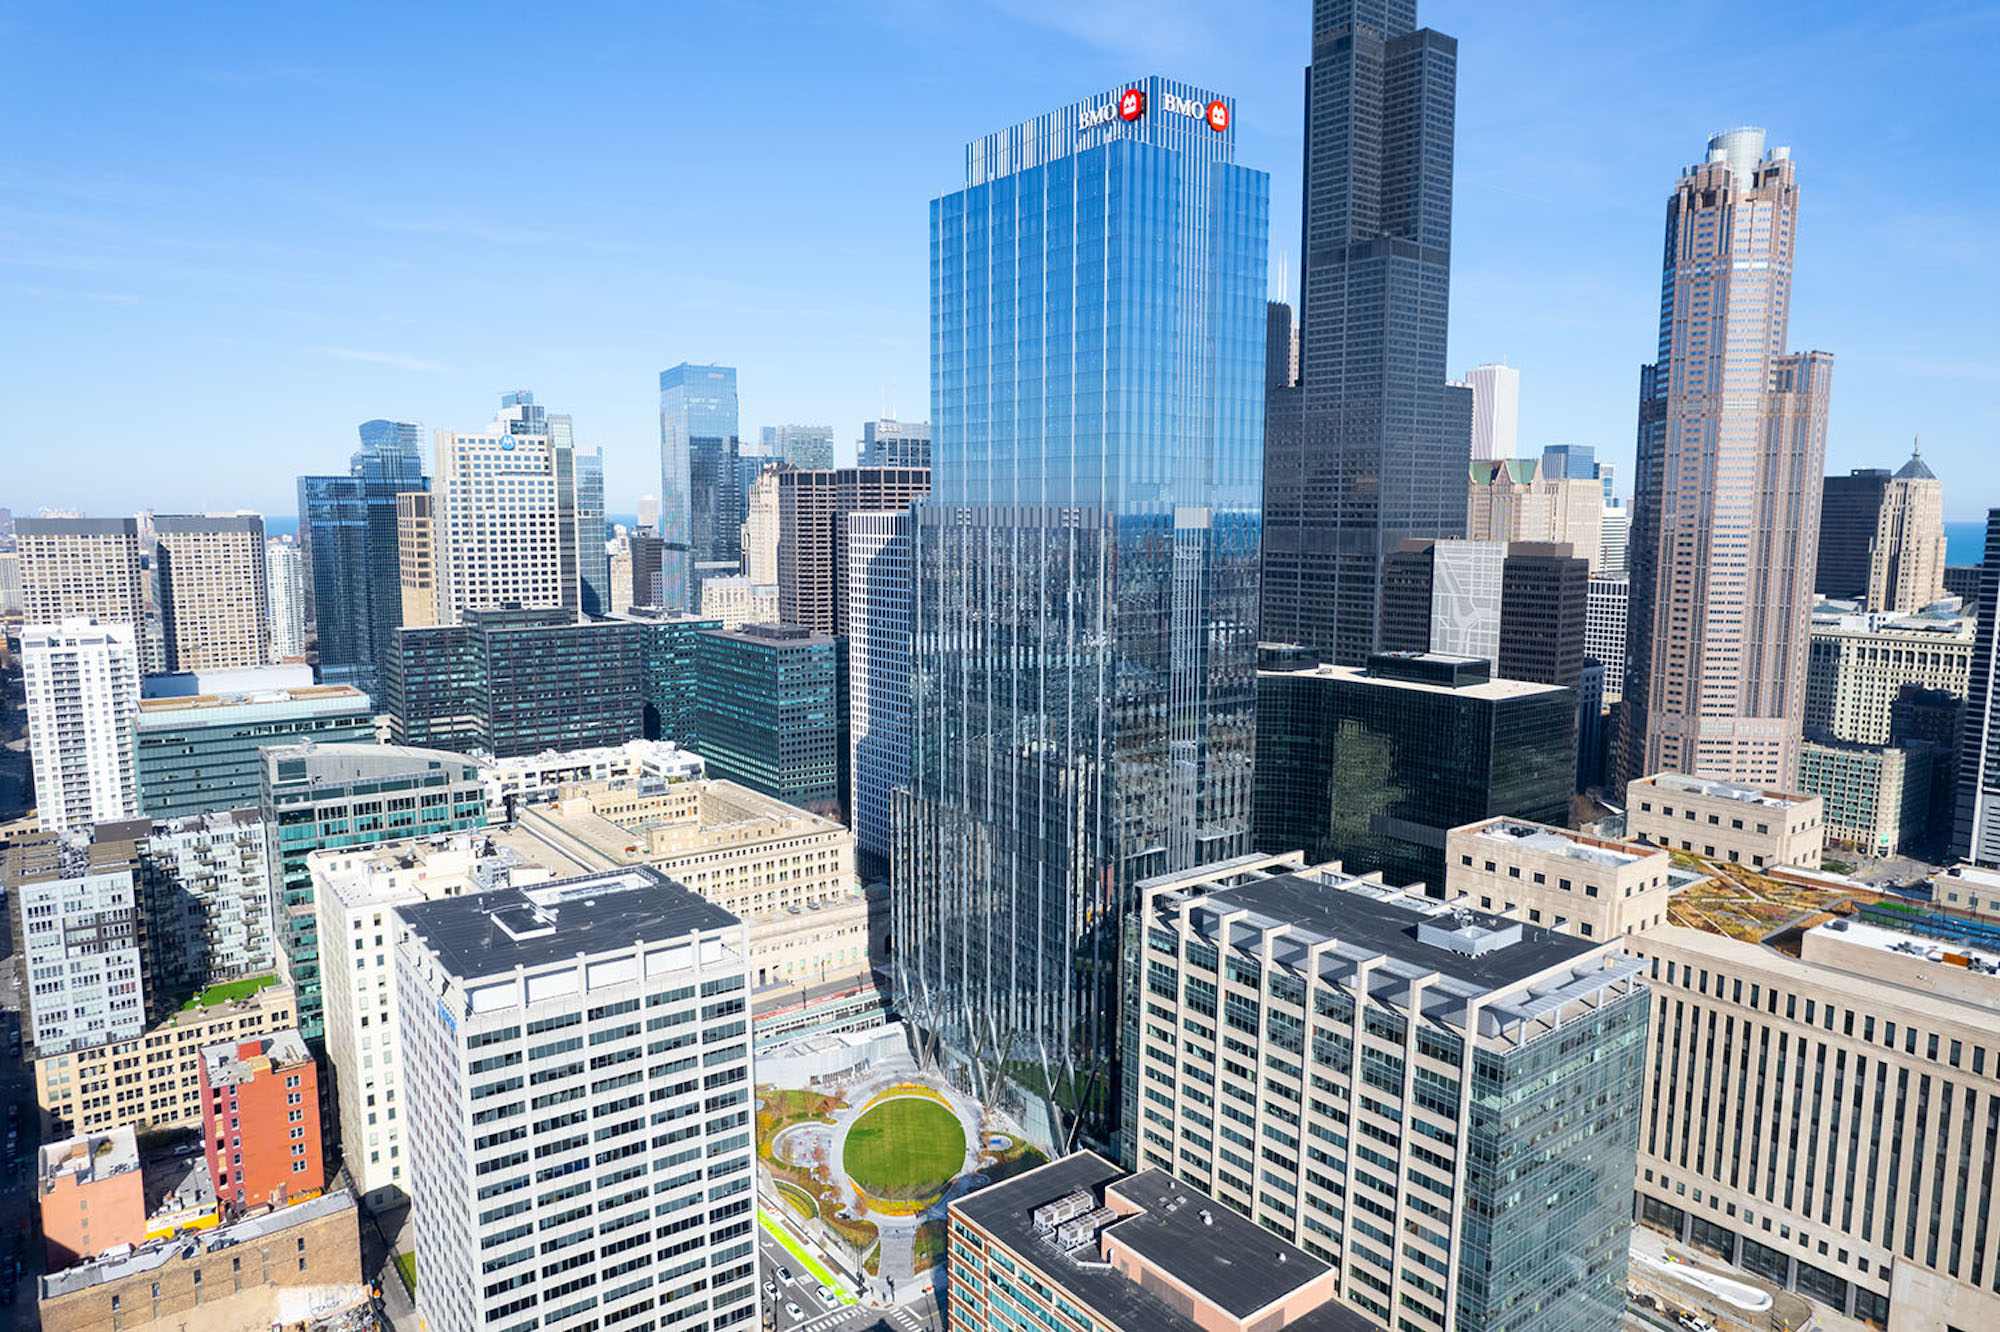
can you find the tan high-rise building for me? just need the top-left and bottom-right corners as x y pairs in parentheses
(430, 395), (584, 623)
(16, 518), (150, 664)
(152, 514), (271, 671)
(1620, 128), (1832, 788)
(395, 490), (438, 629)
(776, 466), (929, 635)
(741, 465), (781, 584)
(1816, 445), (1947, 613)
(1466, 457), (1604, 571)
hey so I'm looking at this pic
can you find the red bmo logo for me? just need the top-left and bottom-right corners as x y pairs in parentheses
(1206, 100), (1229, 131)
(1119, 88), (1145, 121)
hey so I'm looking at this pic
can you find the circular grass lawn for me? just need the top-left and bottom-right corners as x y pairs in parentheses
(842, 1096), (967, 1203)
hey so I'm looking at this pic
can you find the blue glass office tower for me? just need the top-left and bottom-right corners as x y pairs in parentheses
(1261, 0), (1469, 665)
(297, 420), (426, 693)
(659, 364), (741, 611)
(896, 77), (1268, 1149)
(575, 447), (609, 615)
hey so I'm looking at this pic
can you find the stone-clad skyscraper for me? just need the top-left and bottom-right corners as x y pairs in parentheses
(898, 77), (1267, 1149)
(1618, 129), (1831, 788)
(1261, 0), (1471, 665)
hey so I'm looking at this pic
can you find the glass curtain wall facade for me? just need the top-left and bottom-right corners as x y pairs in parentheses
(659, 363), (740, 612)
(897, 76), (1268, 1150)
(575, 447), (609, 616)
(297, 421), (425, 693)
(1261, 0), (1471, 665)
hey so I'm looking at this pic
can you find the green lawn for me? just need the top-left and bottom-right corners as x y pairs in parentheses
(394, 1250), (417, 1293)
(842, 1097), (965, 1201)
(180, 975), (278, 1011)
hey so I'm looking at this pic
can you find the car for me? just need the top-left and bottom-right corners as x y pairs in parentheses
(762, 1280), (777, 1298)
(815, 1285), (837, 1309)
(776, 1266), (794, 1284)
(784, 1301), (803, 1320)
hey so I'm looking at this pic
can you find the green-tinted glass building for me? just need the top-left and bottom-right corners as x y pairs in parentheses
(1254, 651), (1576, 892)
(259, 742), (486, 1038)
(619, 608), (722, 749)
(136, 677), (375, 819)
(694, 623), (840, 818)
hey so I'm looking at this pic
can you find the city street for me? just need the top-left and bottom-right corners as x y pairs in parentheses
(756, 1230), (942, 1332)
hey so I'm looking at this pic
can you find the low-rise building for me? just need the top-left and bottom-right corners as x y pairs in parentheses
(312, 827), (587, 1208)
(1798, 738), (1936, 856)
(1126, 852), (1649, 1332)
(698, 575), (778, 630)
(38, 1188), (365, 1332)
(1625, 772), (1825, 870)
(1931, 862), (2000, 918)
(514, 776), (868, 989)
(39, 1127), (145, 1270)
(34, 981), (296, 1139)
(475, 738), (703, 816)
(200, 1029), (323, 1210)
(1445, 817), (1673, 939)
(949, 1151), (1381, 1332)
(1631, 901), (2000, 1329)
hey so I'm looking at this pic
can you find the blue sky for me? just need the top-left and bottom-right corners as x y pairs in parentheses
(4, 0), (1996, 520)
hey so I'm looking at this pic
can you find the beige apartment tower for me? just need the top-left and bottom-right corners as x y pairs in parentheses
(395, 490), (438, 629)
(152, 514), (271, 671)
(1816, 445), (1947, 613)
(15, 518), (151, 665)
(1620, 128), (1832, 789)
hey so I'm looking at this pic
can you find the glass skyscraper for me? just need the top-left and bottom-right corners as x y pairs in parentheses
(896, 76), (1268, 1149)
(659, 363), (741, 611)
(296, 420), (425, 692)
(1261, 0), (1471, 666)
(575, 446), (609, 615)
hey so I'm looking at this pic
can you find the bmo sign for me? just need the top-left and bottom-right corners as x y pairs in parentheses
(1079, 87), (1230, 133)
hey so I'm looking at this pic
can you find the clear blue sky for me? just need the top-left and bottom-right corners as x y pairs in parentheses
(4, 1), (1995, 520)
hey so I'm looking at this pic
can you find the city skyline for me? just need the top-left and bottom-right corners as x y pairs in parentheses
(4, 2), (1996, 519)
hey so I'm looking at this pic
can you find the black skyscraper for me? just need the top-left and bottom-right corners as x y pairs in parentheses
(1261, 0), (1472, 665)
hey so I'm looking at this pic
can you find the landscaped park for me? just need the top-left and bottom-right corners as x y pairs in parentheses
(756, 1070), (1045, 1294)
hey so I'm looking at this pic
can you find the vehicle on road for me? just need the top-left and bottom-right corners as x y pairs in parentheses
(763, 1280), (777, 1297)
(784, 1301), (802, 1320)
(776, 1266), (794, 1284)
(815, 1284), (837, 1309)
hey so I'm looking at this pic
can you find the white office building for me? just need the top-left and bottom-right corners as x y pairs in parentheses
(396, 866), (758, 1332)
(1587, 575), (1629, 704)
(23, 618), (141, 831)
(266, 535), (308, 660)
(846, 510), (911, 873)
(1462, 362), (1520, 461)
(432, 395), (587, 624)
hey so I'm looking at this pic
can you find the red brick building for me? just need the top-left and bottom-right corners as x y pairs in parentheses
(199, 1028), (323, 1209)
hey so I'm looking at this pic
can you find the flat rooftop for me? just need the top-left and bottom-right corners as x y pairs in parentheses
(202, 1029), (311, 1086)
(953, 1153), (1377, 1332)
(1175, 869), (1600, 994)
(40, 1188), (356, 1301)
(138, 684), (369, 716)
(1463, 818), (1657, 870)
(313, 826), (588, 907)
(39, 1126), (139, 1192)
(1259, 659), (1566, 702)
(1639, 772), (1809, 809)
(263, 742), (479, 791)
(396, 865), (740, 982)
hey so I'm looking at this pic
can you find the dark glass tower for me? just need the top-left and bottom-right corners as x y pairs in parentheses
(1261, 0), (1470, 665)
(297, 420), (426, 694)
(897, 76), (1268, 1151)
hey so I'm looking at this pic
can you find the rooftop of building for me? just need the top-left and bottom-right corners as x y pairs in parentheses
(1811, 913), (2000, 979)
(1807, 604), (1973, 637)
(39, 1188), (356, 1301)
(261, 741), (480, 792)
(476, 739), (705, 777)
(137, 682), (370, 717)
(515, 776), (845, 866)
(1, 819), (145, 888)
(1456, 817), (1661, 871)
(1634, 772), (1815, 810)
(141, 664), (316, 699)
(311, 826), (588, 909)
(39, 1126), (139, 1194)
(1257, 652), (1567, 701)
(1142, 854), (1641, 1043)
(15, 516), (138, 536)
(396, 865), (740, 982)
(952, 1152), (1378, 1332)
(201, 1029), (312, 1086)
(703, 621), (835, 647)
(142, 1150), (217, 1221)
(152, 512), (264, 534)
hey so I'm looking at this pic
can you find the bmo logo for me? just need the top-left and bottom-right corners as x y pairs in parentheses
(1160, 90), (1230, 131)
(1078, 87), (1229, 133)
